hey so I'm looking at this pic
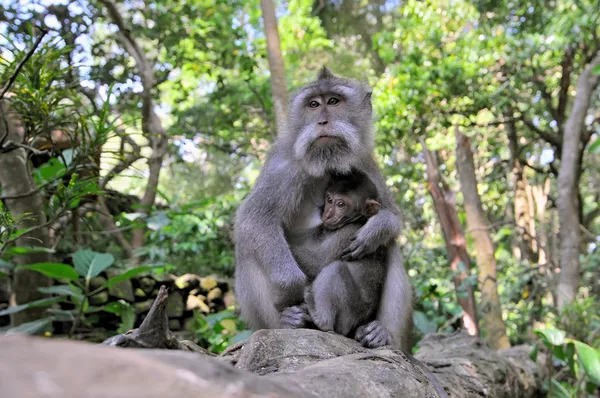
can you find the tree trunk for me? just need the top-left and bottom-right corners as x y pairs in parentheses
(532, 179), (551, 267)
(421, 140), (479, 336)
(260, 0), (288, 136)
(506, 117), (535, 262)
(454, 128), (510, 349)
(100, 0), (169, 263)
(556, 51), (600, 310)
(0, 101), (52, 326)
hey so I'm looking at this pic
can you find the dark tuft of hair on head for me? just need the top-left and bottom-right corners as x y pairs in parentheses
(317, 66), (335, 80)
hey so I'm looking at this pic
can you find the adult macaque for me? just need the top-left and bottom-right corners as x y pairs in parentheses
(234, 68), (413, 350)
(297, 171), (387, 338)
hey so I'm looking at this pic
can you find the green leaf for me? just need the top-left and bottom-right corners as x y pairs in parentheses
(5, 247), (56, 256)
(530, 343), (539, 362)
(73, 250), (114, 280)
(38, 285), (82, 298)
(0, 296), (62, 316)
(413, 310), (438, 334)
(548, 379), (571, 398)
(102, 266), (165, 289)
(17, 263), (79, 282)
(592, 64), (600, 75)
(534, 328), (566, 346)
(572, 341), (600, 384)
(5, 317), (54, 336)
(46, 308), (76, 322)
(588, 138), (600, 154)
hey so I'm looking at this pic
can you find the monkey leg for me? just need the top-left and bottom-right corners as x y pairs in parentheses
(305, 261), (361, 336)
(370, 243), (414, 351)
(234, 260), (281, 330)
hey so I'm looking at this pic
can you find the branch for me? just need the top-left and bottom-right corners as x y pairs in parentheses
(556, 47), (575, 126)
(0, 28), (48, 100)
(519, 116), (561, 149)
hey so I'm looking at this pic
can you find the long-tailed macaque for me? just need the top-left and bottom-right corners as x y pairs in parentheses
(234, 67), (413, 350)
(296, 171), (387, 338)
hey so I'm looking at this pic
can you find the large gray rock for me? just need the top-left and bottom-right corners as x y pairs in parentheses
(0, 329), (545, 398)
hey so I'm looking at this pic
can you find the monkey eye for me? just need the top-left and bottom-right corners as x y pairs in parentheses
(335, 200), (345, 208)
(326, 195), (332, 204)
(327, 97), (340, 106)
(308, 100), (320, 108)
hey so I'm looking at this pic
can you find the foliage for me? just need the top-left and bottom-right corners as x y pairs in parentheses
(0, 248), (170, 336)
(189, 308), (252, 354)
(533, 327), (600, 397)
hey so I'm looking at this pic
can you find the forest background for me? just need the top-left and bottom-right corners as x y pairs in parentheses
(0, 1), (599, 396)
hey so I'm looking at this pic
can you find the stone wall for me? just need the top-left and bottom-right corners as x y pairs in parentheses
(0, 273), (234, 337)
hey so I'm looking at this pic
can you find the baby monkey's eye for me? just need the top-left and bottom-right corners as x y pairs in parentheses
(309, 100), (320, 108)
(326, 195), (332, 204)
(327, 97), (340, 105)
(335, 200), (345, 208)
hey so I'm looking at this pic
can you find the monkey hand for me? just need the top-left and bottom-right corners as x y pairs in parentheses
(355, 320), (391, 348)
(340, 229), (378, 260)
(272, 264), (308, 309)
(280, 304), (312, 329)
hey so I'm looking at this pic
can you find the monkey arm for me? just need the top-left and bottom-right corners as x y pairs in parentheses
(234, 158), (308, 308)
(341, 160), (402, 260)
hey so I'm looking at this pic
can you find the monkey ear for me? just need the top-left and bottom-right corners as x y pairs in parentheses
(318, 66), (335, 80)
(364, 199), (381, 217)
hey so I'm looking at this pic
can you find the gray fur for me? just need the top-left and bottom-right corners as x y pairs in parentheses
(234, 68), (413, 350)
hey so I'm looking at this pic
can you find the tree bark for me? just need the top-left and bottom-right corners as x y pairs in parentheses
(505, 117), (536, 262)
(0, 100), (52, 326)
(260, 0), (288, 136)
(556, 50), (600, 309)
(454, 128), (510, 349)
(99, 0), (169, 263)
(421, 139), (479, 336)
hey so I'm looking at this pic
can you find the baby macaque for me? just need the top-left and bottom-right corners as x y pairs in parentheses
(293, 171), (388, 337)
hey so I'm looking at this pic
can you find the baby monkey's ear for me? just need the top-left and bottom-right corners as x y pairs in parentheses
(364, 199), (381, 217)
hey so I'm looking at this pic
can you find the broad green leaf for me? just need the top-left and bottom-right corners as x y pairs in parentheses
(0, 296), (62, 316)
(5, 317), (54, 336)
(220, 319), (237, 332)
(572, 341), (600, 384)
(529, 343), (539, 362)
(38, 285), (82, 298)
(413, 310), (438, 334)
(102, 266), (164, 289)
(534, 328), (566, 346)
(592, 64), (600, 75)
(17, 263), (79, 282)
(73, 250), (114, 280)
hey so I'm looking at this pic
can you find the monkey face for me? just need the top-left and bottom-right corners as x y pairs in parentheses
(322, 192), (354, 230)
(287, 68), (374, 177)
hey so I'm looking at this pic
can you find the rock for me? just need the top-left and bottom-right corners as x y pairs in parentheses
(106, 271), (135, 302)
(223, 290), (236, 308)
(134, 299), (154, 314)
(1, 335), (298, 398)
(175, 274), (200, 290)
(186, 295), (210, 313)
(199, 276), (218, 292)
(1, 328), (547, 398)
(89, 276), (107, 290)
(183, 317), (196, 332)
(134, 288), (146, 298)
(206, 287), (222, 302)
(169, 319), (182, 331)
(138, 277), (156, 294)
(89, 291), (108, 305)
(166, 291), (184, 318)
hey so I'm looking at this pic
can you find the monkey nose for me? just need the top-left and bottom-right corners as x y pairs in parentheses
(318, 120), (328, 125)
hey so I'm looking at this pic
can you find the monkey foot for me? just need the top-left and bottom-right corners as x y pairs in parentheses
(355, 320), (390, 348)
(280, 304), (312, 329)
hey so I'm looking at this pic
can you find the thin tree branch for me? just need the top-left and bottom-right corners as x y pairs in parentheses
(0, 28), (48, 100)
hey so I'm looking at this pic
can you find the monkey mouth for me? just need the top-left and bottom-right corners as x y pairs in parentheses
(314, 135), (339, 145)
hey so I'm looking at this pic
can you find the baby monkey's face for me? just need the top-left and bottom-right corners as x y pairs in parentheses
(322, 192), (353, 230)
